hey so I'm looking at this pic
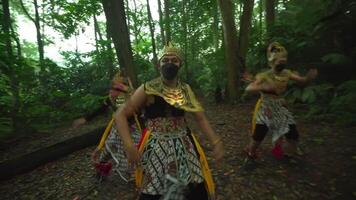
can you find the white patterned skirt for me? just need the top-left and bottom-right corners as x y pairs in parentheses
(254, 95), (296, 143)
(100, 123), (142, 181)
(139, 128), (204, 197)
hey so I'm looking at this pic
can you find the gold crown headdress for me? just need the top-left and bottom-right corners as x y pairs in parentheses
(267, 42), (288, 67)
(112, 70), (127, 84)
(158, 41), (182, 61)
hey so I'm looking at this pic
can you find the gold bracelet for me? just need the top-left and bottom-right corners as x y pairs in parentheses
(212, 137), (222, 146)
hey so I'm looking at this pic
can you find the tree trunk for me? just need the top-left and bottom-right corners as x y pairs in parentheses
(2, 0), (22, 133)
(164, 0), (171, 43)
(19, 0), (45, 81)
(2, 0), (12, 58)
(259, 0), (264, 48)
(132, 0), (139, 45)
(93, 14), (100, 53)
(0, 127), (105, 181)
(105, 26), (115, 79)
(238, 0), (255, 72)
(102, 0), (137, 86)
(182, 0), (189, 81)
(265, 0), (275, 39)
(212, 0), (220, 51)
(10, 24), (22, 58)
(157, 0), (165, 46)
(146, 0), (158, 67)
(34, 0), (44, 70)
(217, 0), (241, 103)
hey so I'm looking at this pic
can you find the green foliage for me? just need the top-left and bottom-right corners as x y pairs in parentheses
(329, 80), (356, 120)
(134, 54), (158, 84)
(43, 0), (102, 38)
(285, 84), (334, 104)
(286, 80), (356, 125)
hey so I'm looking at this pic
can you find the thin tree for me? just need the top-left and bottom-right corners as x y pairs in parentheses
(164, 0), (171, 43)
(146, 0), (158, 67)
(259, 0), (264, 47)
(102, 0), (137, 86)
(217, 0), (241, 102)
(265, 0), (275, 40)
(2, 0), (21, 133)
(19, 0), (45, 78)
(238, 0), (255, 72)
(157, 0), (165, 46)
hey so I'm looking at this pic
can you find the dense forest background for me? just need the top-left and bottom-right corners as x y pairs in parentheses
(1, 0), (355, 138)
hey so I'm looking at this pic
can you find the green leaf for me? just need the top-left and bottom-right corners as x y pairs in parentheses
(301, 87), (316, 103)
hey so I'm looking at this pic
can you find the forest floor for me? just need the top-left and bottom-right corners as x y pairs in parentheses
(0, 99), (355, 200)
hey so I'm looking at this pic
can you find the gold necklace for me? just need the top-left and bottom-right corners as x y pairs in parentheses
(162, 84), (186, 106)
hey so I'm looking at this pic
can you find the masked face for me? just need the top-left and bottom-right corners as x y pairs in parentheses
(275, 63), (287, 72)
(161, 63), (179, 80)
(159, 55), (181, 80)
(273, 57), (288, 72)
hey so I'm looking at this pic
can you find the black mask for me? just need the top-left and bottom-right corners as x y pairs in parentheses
(161, 63), (179, 80)
(275, 63), (287, 72)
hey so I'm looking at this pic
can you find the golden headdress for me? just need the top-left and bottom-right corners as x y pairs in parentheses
(158, 42), (182, 61)
(267, 42), (288, 67)
(111, 69), (128, 85)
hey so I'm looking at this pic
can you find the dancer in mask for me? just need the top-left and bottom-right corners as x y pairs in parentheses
(73, 71), (144, 182)
(244, 42), (318, 164)
(115, 42), (224, 200)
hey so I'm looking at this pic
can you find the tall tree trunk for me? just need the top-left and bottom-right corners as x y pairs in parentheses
(259, 0), (263, 48)
(34, 0), (44, 70)
(2, 0), (12, 57)
(164, 0), (171, 43)
(212, 0), (220, 51)
(10, 24), (22, 58)
(102, 0), (137, 86)
(132, 0), (139, 45)
(157, 0), (165, 46)
(238, 0), (255, 72)
(124, 0), (130, 32)
(265, 0), (275, 40)
(19, 0), (45, 78)
(1, 0), (21, 133)
(217, 0), (241, 103)
(93, 14), (100, 53)
(182, 0), (189, 81)
(146, 0), (158, 67)
(105, 25), (115, 79)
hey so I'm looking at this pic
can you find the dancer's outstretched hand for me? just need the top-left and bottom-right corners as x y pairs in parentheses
(306, 68), (318, 81)
(125, 145), (140, 168)
(72, 117), (87, 128)
(213, 141), (224, 162)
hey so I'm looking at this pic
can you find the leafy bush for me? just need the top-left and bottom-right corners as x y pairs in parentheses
(286, 80), (356, 125)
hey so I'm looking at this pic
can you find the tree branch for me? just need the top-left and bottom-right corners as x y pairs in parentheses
(19, 0), (36, 24)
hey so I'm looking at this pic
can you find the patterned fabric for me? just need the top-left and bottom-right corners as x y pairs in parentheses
(138, 118), (204, 198)
(254, 94), (296, 143)
(144, 78), (204, 112)
(147, 117), (186, 133)
(99, 123), (142, 182)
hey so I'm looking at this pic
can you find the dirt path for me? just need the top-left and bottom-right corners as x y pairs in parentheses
(0, 102), (355, 200)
